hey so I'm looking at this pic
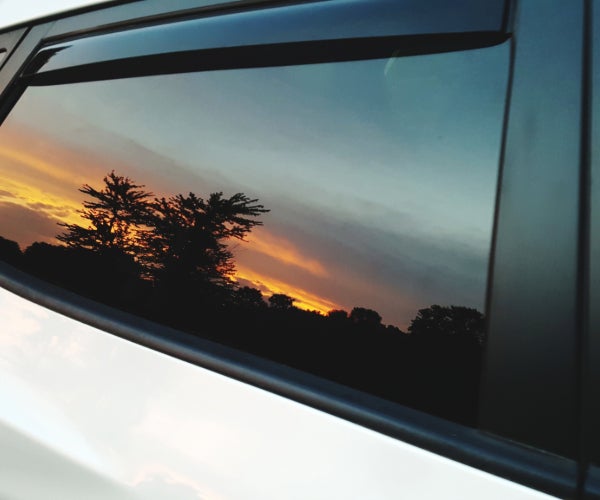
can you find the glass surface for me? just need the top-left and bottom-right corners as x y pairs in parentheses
(589, 0), (600, 467)
(0, 43), (509, 424)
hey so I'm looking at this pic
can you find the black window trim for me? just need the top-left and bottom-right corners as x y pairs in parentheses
(0, 0), (581, 497)
(24, 31), (508, 86)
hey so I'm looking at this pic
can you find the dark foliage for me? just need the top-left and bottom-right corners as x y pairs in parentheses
(0, 235), (22, 266)
(409, 305), (485, 345)
(57, 171), (153, 256)
(0, 171), (486, 426)
(268, 293), (295, 310)
(350, 307), (382, 326)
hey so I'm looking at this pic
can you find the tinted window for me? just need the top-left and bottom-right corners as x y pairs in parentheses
(0, 43), (509, 424)
(588, 0), (600, 472)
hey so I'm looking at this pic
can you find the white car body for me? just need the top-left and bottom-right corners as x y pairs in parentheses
(0, 285), (551, 500)
(0, 0), (583, 498)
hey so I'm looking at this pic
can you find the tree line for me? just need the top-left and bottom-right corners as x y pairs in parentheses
(57, 171), (268, 293)
(0, 171), (486, 425)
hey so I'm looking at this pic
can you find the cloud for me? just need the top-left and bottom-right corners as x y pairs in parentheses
(234, 265), (339, 314)
(27, 201), (62, 211)
(242, 229), (328, 278)
(25, 201), (74, 219)
(0, 201), (61, 248)
(0, 106), (490, 331)
(0, 143), (82, 186)
(233, 200), (489, 329)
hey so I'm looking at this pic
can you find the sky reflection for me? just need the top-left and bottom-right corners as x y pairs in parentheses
(0, 43), (509, 327)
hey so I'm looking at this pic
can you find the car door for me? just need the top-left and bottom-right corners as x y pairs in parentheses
(0, 0), (587, 498)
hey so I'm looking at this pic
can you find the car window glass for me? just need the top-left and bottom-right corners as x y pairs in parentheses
(588, 0), (600, 472)
(0, 42), (509, 425)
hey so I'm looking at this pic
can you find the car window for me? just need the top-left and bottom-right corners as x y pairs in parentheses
(588, 0), (600, 479)
(0, 32), (509, 426)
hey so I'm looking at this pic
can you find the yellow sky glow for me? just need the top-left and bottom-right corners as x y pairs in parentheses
(244, 230), (328, 278)
(0, 176), (82, 226)
(0, 133), (340, 317)
(0, 144), (87, 187)
(233, 265), (339, 315)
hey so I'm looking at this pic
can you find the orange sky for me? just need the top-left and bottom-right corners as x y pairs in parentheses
(233, 264), (339, 314)
(0, 50), (503, 331)
(0, 127), (344, 316)
(0, 121), (434, 329)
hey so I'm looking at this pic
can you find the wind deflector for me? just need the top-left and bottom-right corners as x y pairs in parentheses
(22, 0), (509, 85)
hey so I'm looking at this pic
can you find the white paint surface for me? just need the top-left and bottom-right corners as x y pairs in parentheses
(0, 0), (107, 28)
(0, 1), (558, 498)
(0, 286), (555, 499)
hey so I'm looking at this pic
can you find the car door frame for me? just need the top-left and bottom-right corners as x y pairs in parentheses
(0, 0), (589, 497)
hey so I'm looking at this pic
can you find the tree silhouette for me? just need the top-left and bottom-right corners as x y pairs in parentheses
(234, 286), (266, 308)
(349, 307), (382, 326)
(144, 191), (269, 289)
(0, 235), (22, 266)
(268, 293), (295, 310)
(57, 171), (153, 258)
(408, 304), (485, 344)
(55, 173), (269, 295)
(0, 166), (490, 427)
(328, 309), (348, 321)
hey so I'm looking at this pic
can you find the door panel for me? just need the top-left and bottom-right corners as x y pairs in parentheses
(0, 286), (555, 500)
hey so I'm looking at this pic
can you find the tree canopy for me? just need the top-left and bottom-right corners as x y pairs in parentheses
(408, 305), (485, 344)
(268, 293), (295, 310)
(57, 171), (153, 256)
(0, 167), (488, 426)
(145, 192), (268, 287)
(57, 172), (269, 292)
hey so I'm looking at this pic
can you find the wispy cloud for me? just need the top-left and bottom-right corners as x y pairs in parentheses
(243, 229), (328, 278)
(0, 202), (63, 247)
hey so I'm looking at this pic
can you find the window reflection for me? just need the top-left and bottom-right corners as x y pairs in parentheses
(0, 43), (509, 424)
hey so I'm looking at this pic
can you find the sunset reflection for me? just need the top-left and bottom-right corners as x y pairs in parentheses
(233, 265), (339, 315)
(0, 42), (510, 327)
(242, 229), (329, 279)
(0, 45), (509, 424)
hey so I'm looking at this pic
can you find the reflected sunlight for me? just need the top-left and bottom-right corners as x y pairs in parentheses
(233, 265), (339, 315)
(244, 229), (328, 278)
(0, 143), (86, 186)
(0, 176), (82, 225)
